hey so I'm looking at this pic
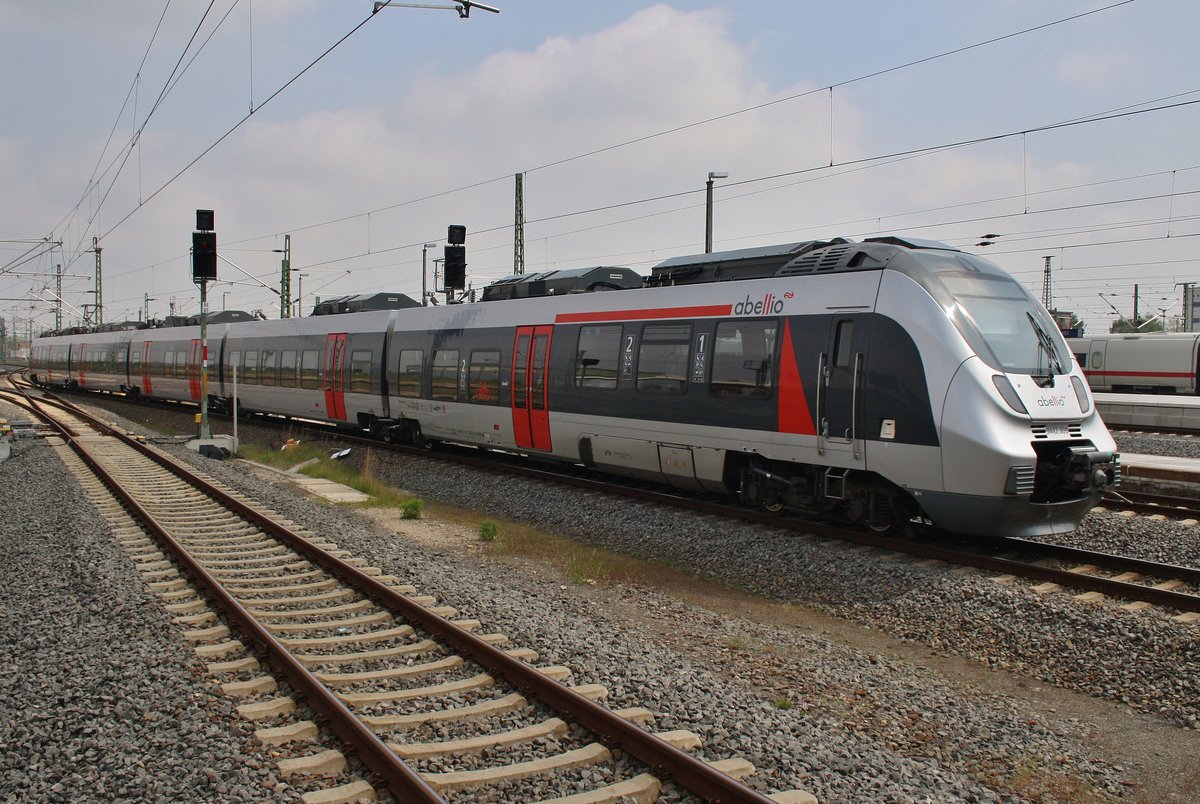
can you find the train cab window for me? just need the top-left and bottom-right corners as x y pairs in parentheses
(637, 323), (691, 394)
(432, 350), (459, 401)
(350, 350), (373, 394)
(244, 350), (259, 385)
(711, 320), (777, 399)
(469, 350), (500, 403)
(175, 350), (187, 377)
(575, 325), (621, 389)
(261, 350), (278, 386)
(280, 350), (298, 388)
(301, 350), (320, 390)
(833, 321), (854, 367)
(396, 349), (423, 398)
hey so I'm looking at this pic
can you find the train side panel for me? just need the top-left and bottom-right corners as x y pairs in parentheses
(1069, 333), (1200, 394)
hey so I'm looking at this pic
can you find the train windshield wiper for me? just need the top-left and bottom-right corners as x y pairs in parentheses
(1026, 311), (1064, 387)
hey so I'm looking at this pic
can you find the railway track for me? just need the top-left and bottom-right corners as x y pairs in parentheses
(3, 383), (814, 803)
(22, 381), (1200, 625)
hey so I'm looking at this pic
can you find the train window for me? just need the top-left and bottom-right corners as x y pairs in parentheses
(162, 351), (174, 377)
(301, 350), (320, 390)
(432, 350), (459, 401)
(1091, 351), (1103, 370)
(243, 350), (259, 384)
(575, 325), (621, 389)
(469, 350), (500, 404)
(395, 349), (423, 398)
(280, 350), (298, 388)
(350, 350), (373, 394)
(711, 320), (777, 399)
(175, 350), (187, 377)
(833, 321), (854, 367)
(225, 351), (241, 384)
(637, 323), (691, 394)
(261, 350), (278, 387)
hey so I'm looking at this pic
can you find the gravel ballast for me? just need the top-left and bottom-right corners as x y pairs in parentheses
(5, 396), (1200, 801)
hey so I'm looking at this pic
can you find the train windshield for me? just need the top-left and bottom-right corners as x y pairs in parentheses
(910, 252), (1072, 377)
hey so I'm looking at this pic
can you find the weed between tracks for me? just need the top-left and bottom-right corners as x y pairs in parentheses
(241, 444), (423, 511)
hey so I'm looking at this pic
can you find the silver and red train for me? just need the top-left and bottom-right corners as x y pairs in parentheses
(31, 236), (1118, 537)
(1068, 332), (1200, 394)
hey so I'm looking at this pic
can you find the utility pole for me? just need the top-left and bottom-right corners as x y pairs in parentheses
(1180, 283), (1195, 332)
(514, 173), (525, 275)
(93, 236), (103, 325)
(1133, 283), (1140, 326)
(278, 234), (292, 318)
(1041, 256), (1052, 310)
(55, 264), (63, 330)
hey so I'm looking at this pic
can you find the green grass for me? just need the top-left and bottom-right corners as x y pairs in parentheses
(772, 698), (794, 710)
(241, 443), (423, 511)
(479, 520), (499, 541)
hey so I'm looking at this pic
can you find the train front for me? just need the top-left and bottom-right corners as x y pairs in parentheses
(895, 248), (1119, 537)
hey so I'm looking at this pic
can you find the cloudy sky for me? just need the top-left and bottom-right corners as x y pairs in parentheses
(2, 0), (1197, 333)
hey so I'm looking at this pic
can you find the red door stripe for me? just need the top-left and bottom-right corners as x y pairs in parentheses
(777, 320), (816, 436)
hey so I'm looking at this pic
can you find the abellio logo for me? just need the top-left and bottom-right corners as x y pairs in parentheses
(734, 291), (786, 316)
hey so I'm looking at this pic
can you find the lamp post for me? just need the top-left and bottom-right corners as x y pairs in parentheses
(705, 171), (728, 253)
(295, 273), (310, 317)
(422, 242), (437, 307)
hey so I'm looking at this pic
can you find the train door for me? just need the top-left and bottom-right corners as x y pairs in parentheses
(1085, 341), (1107, 390)
(818, 315), (870, 461)
(512, 325), (553, 451)
(141, 342), (154, 395)
(324, 333), (348, 420)
(188, 339), (203, 401)
(76, 342), (87, 387)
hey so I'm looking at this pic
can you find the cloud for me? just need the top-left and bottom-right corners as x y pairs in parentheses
(1056, 49), (1129, 89)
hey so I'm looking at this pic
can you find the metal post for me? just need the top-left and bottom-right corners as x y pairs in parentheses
(704, 171), (727, 254)
(199, 280), (212, 439)
(422, 243), (436, 307)
(93, 237), (103, 325)
(279, 234), (292, 318)
(232, 360), (238, 449)
(55, 264), (62, 330)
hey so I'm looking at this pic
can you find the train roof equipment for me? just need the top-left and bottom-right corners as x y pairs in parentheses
(312, 292), (421, 316)
(480, 266), (643, 302)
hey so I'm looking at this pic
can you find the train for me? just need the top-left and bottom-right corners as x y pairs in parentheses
(30, 235), (1119, 538)
(1068, 332), (1200, 394)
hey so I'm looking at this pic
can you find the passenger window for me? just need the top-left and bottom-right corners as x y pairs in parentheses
(245, 351), (259, 385)
(469, 350), (500, 403)
(575, 325), (621, 389)
(637, 323), (691, 394)
(349, 350), (373, 393)
(833, 321), (854, 367)
(280, 350), (298, 388)
(1091, 351), (1103, 370)
(175, 350), (187, 377)
(396, 349), (423, 398)
(711, 319), (777, 399)
(162, 351), (174, 377)
(300, 350), (320, 390)
(432, 350), (459, 401)
(261, 350), (277, 386)
(225, 351), (241, 384)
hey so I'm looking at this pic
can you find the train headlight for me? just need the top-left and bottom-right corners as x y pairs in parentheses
(992, 375), (1028, 414)
(1070, 375), (1091, 414)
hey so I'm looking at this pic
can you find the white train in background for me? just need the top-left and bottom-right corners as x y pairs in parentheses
(1068, 333), (1200, 394)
